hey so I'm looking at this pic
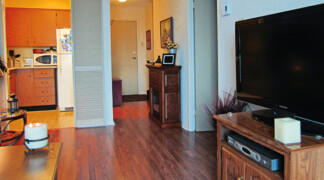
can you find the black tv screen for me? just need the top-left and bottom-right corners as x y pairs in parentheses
(236, 4), (324, 130)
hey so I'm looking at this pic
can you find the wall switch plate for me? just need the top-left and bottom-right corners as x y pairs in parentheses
(221, 1), (232, 16)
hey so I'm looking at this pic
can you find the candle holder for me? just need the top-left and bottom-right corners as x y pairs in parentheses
(24, 135), (50, 155)
(24, 123), (54, 155)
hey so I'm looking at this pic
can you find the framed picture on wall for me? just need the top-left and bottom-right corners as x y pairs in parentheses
(162, 53), (176, 66)
(160, 17), (173, 48)
(146, 30), (151, 50)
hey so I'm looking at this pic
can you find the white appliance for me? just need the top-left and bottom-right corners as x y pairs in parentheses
(57, 28), (74, 111)
(33, 54), (57, 66)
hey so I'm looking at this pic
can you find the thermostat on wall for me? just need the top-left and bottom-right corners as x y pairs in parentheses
(222, 1), (232, 16)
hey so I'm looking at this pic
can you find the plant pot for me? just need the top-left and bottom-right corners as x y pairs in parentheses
(168, 48), (177, 54)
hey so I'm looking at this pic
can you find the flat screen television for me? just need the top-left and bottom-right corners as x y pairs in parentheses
(236, 4), (324, 136)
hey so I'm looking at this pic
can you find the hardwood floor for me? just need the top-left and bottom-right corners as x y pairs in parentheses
(8, 109), (74, 131)
(16, 102), (218, 179)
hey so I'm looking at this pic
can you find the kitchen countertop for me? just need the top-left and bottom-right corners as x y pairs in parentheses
(8, 66), (57, 71)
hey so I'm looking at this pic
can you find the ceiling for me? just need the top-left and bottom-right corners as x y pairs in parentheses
(110, 0), (152, 7)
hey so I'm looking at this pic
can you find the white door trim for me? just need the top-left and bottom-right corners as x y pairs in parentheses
(186, 0), (196, 131)
(102, 0), (114, 126)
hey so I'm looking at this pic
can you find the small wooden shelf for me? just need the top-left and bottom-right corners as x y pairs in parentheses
(214, 112), (324, 180)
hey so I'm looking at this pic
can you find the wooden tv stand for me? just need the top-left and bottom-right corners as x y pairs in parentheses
(214, 112), (324, 180)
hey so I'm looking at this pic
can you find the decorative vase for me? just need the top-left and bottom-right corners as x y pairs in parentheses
(168, 48), (177, 54)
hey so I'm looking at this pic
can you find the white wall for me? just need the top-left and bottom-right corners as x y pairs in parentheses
(153, 0), (195, 131)
(111, 6), (148, 94)
(195, 0), (217, 131)
(217, 0), (324, 94)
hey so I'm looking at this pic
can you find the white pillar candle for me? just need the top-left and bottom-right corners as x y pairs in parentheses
(275, 117), (301, 144)
(24, 123), (48, 149)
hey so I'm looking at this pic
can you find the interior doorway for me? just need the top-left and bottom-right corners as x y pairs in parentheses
(1, 1), (75, 130)
(111, 20), (138, 95)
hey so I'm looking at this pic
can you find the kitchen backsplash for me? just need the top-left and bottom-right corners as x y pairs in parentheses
(7, 47), (56, 67)
(7, 47), (55, 59)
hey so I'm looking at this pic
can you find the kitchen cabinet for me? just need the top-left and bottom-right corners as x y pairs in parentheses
(33, 69), (56, 106)
(6, 8), (32, 47)
(6, 8), (71, 47)
(9, 70), (16, 94)
(31, 9), (57, 47)
(13, 68), (56, 108)
(56, 10), (71, 28)
(16, 69), (35, 106)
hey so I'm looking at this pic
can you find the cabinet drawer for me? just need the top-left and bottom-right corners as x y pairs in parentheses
(35, 96), (55, 105)
(35, 87), (55, 96)
(34, 69), (54, 78)
(35, 78), (55, 87)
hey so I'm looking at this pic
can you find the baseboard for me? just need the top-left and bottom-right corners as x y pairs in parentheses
(20, 105), (57, 111)
(122, 94), (148, 102)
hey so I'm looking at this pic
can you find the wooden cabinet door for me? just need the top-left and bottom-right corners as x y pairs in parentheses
(31, 9), (57, 47)
(245, 164), (272, 180)
(9, 70), (16, 94)
(222, 148), (245, 180)
(56, 10), (71, 28)
(16, 70), (35, 107)
(6, 8), (32, 47)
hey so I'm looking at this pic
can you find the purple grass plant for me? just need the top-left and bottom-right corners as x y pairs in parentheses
(203, 91), (246, 128)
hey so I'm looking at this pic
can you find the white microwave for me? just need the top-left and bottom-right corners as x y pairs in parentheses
(33, 54), (57, 66)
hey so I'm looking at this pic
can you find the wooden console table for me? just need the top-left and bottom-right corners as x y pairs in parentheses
(146, 64), (181, 128)
(214, 112), (324, 180)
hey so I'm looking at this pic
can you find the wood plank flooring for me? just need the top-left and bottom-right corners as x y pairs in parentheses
(8, 109), (74, 130)
(15, 101), (218, 179)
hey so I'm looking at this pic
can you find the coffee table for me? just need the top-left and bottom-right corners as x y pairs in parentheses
(0, 142), (62, 180)
(0, 109), (27, 146)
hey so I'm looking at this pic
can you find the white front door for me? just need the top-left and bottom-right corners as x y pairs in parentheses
(111, 21), (138, 95)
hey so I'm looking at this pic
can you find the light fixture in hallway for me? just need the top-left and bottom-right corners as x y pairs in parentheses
(118, 0), (127, 2)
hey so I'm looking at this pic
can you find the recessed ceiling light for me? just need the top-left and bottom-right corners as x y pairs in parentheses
(118, 0), (127, 2)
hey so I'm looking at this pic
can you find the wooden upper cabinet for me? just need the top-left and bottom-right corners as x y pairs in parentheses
(31, 9), (57, 47)
(6, 8), (32, 46)
(56, 10), (71, 28)
(6, 8), (71, 47)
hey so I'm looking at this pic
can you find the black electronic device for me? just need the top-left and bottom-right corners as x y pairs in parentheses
(235, 3), (324, 136)
(227, 134), (283, 171)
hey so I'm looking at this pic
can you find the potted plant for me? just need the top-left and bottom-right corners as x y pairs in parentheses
(166, 39), (178, 54)
(203, 91), (247, 128)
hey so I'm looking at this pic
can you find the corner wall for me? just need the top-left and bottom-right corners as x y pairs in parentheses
(145, 2), (154, 62)
(217, 0), (324, 93)
(111, 6), (148, 94)
(153, 0), (194, 130)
